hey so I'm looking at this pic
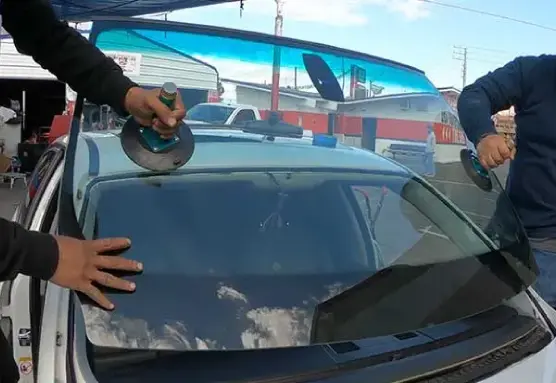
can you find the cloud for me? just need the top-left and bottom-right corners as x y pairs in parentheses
(382, 0), (430, 20)
(230, 0), (429, 26)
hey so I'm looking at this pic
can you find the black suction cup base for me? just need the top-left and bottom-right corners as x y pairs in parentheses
(121, 119), (195, 172)
(460, 149), (493, 192)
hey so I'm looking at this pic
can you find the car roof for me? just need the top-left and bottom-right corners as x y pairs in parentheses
(63, 129), (409, 178)
(57, 129), (410, 220)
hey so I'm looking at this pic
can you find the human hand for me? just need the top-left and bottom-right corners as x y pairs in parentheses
(124, 87), (186, 139)
(476, 134), (515, 169)
(51, 236), (142, 310)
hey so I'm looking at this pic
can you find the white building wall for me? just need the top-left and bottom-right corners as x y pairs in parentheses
(338, 94), (447, 122)
(1, 30), (217, 90)
(0, 35), (57, 80)
(235, 86), (332, 113)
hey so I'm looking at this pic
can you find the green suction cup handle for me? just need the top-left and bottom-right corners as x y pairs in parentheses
(140, 82), (181, 153)
(158, 82), (178, 110)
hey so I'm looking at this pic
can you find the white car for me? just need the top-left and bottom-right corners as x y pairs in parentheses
(4, 17), (556, 383)
(185, 103), (261, 125)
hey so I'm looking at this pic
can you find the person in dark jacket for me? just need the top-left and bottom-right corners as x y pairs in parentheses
(0, 0), (187, 381)
(457, 55), (556, 307)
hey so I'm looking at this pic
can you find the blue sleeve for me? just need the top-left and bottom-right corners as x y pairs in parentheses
(457, 56), (538, 146)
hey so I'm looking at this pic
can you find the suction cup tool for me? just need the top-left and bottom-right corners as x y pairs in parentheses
(120, 82), (195, 172)
(460, 148), (492, 191)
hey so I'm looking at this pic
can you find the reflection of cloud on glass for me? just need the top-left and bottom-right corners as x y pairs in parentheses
(238, 283), (348, 348)
(217, 284), (248, 303)
(238, 282), (347, 348)
(320, 282), (346, 300)
(194, 54), (314, 90)
(84, 282), (353, 351)
(193, 55), (431, 98)
(83, 305), (218, 350)
(241, 307), (311, 348)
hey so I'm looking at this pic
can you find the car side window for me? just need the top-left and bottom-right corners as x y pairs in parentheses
(233, 109), (256, 123)
(21, 148), (63, 227)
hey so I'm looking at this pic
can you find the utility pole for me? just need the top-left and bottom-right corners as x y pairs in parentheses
(270, 0), (285, 111)
(453, 46), (468, 88)
(274, 0), (284, 36)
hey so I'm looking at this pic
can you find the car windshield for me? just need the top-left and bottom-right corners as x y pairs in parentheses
(60, 19), (536, 355)
(185, 103), (235, 123)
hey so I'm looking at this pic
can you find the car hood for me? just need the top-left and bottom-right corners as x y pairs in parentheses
(477, 335), (556, 382)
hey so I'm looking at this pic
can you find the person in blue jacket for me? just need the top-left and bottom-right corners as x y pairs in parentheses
(457, 55), (556, 307)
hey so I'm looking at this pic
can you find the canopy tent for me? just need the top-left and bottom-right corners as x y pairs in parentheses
(51, 0), (240, 20)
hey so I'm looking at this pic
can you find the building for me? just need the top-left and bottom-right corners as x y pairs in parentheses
(493, 107), (516, 140)
(438, 86), (516, 139)
(437, 86), (460, 112)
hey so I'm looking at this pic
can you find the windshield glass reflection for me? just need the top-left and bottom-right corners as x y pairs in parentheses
(62, 20), (535, 354)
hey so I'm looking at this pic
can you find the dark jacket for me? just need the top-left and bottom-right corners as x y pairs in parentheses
(0, 0), (138, 284)
(458, 55), (556, 238)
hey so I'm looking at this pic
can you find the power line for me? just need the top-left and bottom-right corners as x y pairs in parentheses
(419, 0), (556, 32)
(463, 46), (511, 63)
(453, 45), (511, 87)
(464, 46), (506, 53)
(467, 57), (506, 66)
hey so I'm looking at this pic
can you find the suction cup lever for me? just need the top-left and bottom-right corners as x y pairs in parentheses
(120, 82), (195, 172)
(460, 148), (493, 191)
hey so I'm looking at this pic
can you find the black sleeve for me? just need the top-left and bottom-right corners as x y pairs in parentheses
(0, 0), (138, 115)
(0, 218), (59, 281)
(457, 56), (538, 146)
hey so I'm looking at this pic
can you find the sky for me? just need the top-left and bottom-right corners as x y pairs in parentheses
(159, 0), (556, 89)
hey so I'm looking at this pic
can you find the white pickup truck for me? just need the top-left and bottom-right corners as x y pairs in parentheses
(185, 102), (261, 125)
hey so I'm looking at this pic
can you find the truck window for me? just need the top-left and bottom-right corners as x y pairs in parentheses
(186, 104), (235, 124)
(233, 109), (256, 123)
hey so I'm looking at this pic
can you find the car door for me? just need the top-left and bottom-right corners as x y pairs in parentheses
(0, 146), (64, 383)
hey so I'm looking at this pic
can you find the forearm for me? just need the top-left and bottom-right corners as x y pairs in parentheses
(0, 218), (59, 281)
(457, 87), (497, 146)
(457, 57), (536, 146)
(1, 0), (137, 114)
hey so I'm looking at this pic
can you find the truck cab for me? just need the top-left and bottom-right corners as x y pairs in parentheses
(185, 102), (261, 125)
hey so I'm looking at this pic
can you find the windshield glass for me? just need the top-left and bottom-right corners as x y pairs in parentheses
(61, 19), (536, 355)
(185, 103), (235, 123)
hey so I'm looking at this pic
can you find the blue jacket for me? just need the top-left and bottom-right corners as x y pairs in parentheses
(458, 55), (556, 238)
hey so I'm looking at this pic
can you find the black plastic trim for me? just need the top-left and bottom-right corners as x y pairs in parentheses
(89, 311), (550, 383)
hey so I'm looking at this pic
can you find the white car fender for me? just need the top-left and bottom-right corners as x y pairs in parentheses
(478, 336), (556, 382)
